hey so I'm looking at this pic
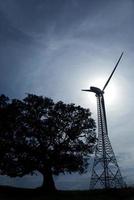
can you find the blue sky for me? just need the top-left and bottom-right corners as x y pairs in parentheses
(0, 0), (134, 189)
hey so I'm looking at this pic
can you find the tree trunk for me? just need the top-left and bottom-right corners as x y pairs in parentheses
(40, 167), (56, 193)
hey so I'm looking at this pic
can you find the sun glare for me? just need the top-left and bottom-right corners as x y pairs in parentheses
(87, 76), (119, 106)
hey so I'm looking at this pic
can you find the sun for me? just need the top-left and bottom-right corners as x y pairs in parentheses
(88, 76), (119, 106)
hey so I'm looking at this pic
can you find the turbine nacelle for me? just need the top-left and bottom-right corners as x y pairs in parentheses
(82, 87), (104, 95)
(90, 86), (104, 95)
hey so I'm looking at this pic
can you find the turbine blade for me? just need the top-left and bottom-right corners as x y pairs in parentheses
(102, 52), (124, 91)
(81, 89), (92, 92)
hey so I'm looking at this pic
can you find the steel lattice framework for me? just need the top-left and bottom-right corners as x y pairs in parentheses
(82, 53), (126, 189)
(90, 92), (125, 189)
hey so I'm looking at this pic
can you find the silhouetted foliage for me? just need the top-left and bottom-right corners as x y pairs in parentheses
(0, 94), (96, 192)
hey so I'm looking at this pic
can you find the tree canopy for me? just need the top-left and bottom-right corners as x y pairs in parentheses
(0, 94), (96, 191)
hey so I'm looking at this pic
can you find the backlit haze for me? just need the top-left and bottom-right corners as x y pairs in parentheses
(0, 0), (134, 189)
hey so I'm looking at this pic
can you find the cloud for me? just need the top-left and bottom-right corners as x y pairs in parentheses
(0, 9), (34, 45)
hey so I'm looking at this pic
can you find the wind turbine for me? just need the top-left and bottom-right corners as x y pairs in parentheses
(82, 53), (126, 189)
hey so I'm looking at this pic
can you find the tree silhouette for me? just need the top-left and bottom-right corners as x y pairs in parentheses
(0, 94), (96, 192)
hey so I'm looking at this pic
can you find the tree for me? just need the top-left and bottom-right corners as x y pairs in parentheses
(0, 94), (96, 192)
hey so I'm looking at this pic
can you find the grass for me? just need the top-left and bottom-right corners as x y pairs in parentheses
(0, 186), (134, 200)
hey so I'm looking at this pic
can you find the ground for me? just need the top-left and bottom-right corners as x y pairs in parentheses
(0, 186), (134, 200)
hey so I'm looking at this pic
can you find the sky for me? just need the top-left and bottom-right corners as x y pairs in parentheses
(0, 0), (134, 189)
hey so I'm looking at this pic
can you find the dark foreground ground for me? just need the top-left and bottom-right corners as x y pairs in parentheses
(0, 186), (134, 200)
